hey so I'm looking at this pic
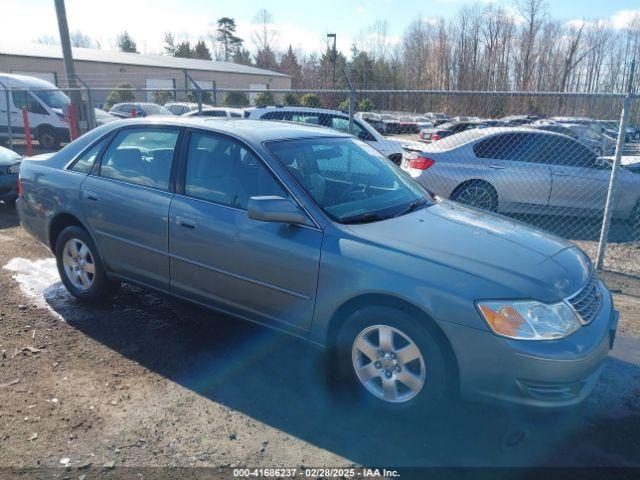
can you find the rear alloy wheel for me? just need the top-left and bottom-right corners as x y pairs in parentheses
(336, 306), (450, 411)
(37, 126), (60, 150)
(452, 181), (498, 212)
(55, 226), (119, 303)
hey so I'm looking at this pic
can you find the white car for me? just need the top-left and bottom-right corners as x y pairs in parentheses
(0, 74), (71, 149)
(245, 106), (405, 164)
(182, 107), (244, 118)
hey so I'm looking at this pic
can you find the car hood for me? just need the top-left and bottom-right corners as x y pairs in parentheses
(344, 201), (591, 302)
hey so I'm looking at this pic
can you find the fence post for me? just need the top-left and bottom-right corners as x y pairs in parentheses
(595, 59), (636, 270)
(185, 71), (203, 114)
(75, 75), (96, 131)
(67, 104), (79, 140)
(22, 107), (32, 156)
(343, 67), (355, 134)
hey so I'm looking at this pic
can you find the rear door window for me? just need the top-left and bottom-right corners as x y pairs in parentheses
(99, 128), (180, 190)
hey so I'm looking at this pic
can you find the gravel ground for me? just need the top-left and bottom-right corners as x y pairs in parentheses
(0, 201), (639, 472)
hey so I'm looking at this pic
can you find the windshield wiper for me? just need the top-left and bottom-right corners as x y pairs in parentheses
(394, 198), (430, 218)
(341, 212), (390, 224)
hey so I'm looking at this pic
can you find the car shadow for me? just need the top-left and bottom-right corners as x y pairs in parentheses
(0, 202), (19, 229)
(44, 282), (640, 467)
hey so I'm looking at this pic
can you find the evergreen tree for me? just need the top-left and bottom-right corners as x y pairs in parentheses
(116, 31), (138, 53)
(193, 40), (212, 60)
(216, 17), (243, 61)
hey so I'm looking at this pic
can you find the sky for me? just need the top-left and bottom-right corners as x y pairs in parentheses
(2, 0), (640, 56)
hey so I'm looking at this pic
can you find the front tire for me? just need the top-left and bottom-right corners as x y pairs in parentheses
(335, 306), (450, 411)
(55, 226), (119, 303)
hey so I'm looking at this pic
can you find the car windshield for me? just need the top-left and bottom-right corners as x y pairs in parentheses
(381, 114), (396, 120)
(437, 122), (455, 129)
(267, 137), (431, 224)
(33, 89), (70, 109)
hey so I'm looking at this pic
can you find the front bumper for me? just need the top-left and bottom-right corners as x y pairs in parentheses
(441, 281), (618, 409)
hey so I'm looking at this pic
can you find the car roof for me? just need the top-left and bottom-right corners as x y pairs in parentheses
(0, 73), (59, 89)
(246, 106), (345, 115)
(101, 117), (351, 143)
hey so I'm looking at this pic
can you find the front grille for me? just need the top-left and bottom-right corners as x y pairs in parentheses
(568, 273), (602, 325)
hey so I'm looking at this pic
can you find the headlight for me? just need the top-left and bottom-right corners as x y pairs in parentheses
(476, 300), (581, 340)
(8, 163), (20, 174)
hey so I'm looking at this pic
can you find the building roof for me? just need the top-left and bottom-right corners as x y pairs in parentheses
(0, 43), (290, 78)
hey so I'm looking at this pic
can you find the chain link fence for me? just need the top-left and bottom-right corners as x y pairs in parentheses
(1, 70), (639, 278)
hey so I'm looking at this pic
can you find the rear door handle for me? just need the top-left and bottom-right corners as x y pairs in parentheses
(554, 170), (571, 176)
(176, 216), (196, 229)
(488, 164), (506, 170)
(84, 190), (98, 201)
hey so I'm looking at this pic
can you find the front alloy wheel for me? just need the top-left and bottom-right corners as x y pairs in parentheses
(352, 324), (426, 403)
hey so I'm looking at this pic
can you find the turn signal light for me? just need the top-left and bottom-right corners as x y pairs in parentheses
(17, 176), (23, 198)
(478, 305), (526, 337)
(408, 156), (435, 170)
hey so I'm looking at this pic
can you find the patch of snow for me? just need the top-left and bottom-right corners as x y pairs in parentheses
(3, 257), (68, 320)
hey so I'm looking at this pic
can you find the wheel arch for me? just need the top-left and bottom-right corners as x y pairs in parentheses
(325, 293), (460, 389)
(48, 212), (87, 252)
(450, 178), (499, 208)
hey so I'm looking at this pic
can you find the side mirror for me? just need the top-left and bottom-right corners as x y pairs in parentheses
(247, 196), (310, 226)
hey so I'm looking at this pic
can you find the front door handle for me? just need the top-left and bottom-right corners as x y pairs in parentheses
(176, 216), (196, 229)
(554, 170), (571, 177)
(488, 164), (506, 170)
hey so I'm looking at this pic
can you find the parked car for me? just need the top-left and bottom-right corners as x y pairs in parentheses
(423, 112), (450, 127)
(182, 107), (244, 118)
(413, 116), (435, 130)
(397, 116), (419, 133)
(0, 74), (71, 149)
(94, 108), (118, 127)
(596, 120), (636, 143)
(418, 120), (484, 142)
(500, 115), (541, 126)
(109, 102), (173, 118)
(563, 123), (614, 156)
(356, 112), (386, 133)
(245, 106), (405, 165)
(378, 113), (401, 134)
(16, 118), (619, 411)
(403, 127), (640, 225)
(164, 102), (200, 115)
(0, 145), (21, 204)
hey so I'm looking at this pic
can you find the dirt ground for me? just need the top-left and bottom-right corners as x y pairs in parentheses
(0, 202), (639, 473)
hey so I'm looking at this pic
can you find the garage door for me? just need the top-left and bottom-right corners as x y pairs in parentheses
(12, 71), (57, 85)
(146, 78), (175, 101)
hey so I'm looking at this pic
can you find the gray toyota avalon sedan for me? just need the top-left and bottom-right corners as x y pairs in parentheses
(16, 118), (618, 410)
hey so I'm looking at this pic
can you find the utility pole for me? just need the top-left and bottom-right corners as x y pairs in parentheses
(327, 33), (337, 89)
(54, 0), (82, 131)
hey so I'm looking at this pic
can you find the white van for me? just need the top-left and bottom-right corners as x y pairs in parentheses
(0, 74), (71, 149)
(245, 106), (406, 165)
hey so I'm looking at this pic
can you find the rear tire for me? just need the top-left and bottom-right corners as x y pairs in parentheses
(451, 180), (499, 212)
(55, 226), (119, 303)
(335, 306), (451, 412)
(37, 126), (60, 150)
